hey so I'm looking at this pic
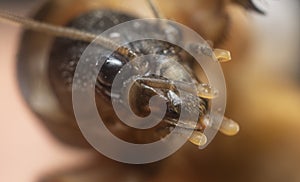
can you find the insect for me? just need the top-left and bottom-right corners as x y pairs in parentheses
(0, 0), (270, 181)
(0, 0), (245, 149)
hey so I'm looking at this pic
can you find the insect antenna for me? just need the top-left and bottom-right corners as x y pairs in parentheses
(146, 0), (165, 19)
(0, 10), (137, 58)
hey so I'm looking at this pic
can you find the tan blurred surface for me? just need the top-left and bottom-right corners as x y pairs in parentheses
(0, 21), (91, 182)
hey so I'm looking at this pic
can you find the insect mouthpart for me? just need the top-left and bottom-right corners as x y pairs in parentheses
(93, 39), (219, 147)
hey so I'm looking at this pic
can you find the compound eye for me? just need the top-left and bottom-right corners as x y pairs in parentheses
(98, 55), (127, 87)
(235, 0), (266, 15)
(250, 0), (267, 14)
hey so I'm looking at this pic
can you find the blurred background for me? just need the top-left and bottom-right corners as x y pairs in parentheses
(0, 0), (299, 181)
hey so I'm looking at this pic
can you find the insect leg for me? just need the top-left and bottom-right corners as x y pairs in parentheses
(187, 42), (231, 62)
(219, 116), (240, 136)
(213, 49), (232, 62)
